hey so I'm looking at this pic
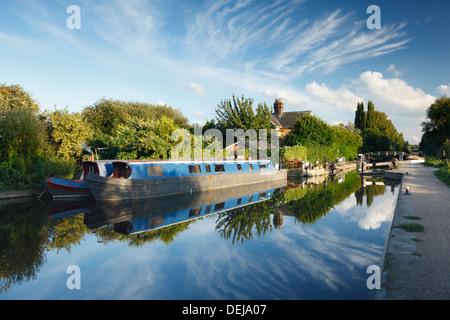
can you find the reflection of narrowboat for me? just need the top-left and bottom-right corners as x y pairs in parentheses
(46, 198), (95, 219)
(85, 180), (285, 235)
(45, 161), (113, 199)
(86, 159), (287, 201)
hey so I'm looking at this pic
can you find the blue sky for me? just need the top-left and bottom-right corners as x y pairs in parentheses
(1, 0), (449, 144)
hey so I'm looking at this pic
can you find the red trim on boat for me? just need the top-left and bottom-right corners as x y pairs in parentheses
(46, 179), (91, 194)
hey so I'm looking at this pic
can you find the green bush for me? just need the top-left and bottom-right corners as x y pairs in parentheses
(434, 161), (450, 187)
(0, 108), (76, 191)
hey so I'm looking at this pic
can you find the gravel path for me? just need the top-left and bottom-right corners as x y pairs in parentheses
(379, 163), (450, 300)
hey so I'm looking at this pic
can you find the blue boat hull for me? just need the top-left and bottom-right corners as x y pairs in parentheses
(45, 177), (92, 199)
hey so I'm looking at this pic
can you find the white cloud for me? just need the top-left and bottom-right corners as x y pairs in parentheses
(184, 83), (207, 97)
(387, 64), (402, 77)
(299, 71), (436, 144)
(184, 1), (409, 78)
(306, 81), (362, 112)
(192, 110), (206, 117)
(437, 84), (450, 96)
(354, 71), (435, 117)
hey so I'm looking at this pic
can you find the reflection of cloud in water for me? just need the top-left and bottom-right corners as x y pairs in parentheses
(179, 218), (383, 299)
(335, 191), (397, 230)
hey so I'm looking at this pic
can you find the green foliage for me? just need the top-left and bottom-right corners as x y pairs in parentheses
(0, 202), (48, 293)
(355, 101), (366, 130)
(287, 171), (363, 225)
(282, 145), (308, 161)
(285, 115), (362, 162)
(215, 94), (273, 132)
(43, 108), (93, 160)
(355, 101), (407, 153)
(0, 83), (40, 113)
(82, 98), (189, 141)
(397, 223), (424, 232)
(424, 157), (446, 168)
(0, 85), (79, 191)
(115, 116), (180, 160)
(434, 160), (450, 187)
(83, 98), (188, 159)
(365, 101), (376, 129)
(421, 96), (450, 156)
(287, 114), (332, 146)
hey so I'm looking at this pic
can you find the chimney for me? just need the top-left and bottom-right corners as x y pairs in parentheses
(274, 99), (284, 116)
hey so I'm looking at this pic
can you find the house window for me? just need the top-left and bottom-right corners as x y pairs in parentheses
(214, 164), (225, 172)
(189, 165), (202, 174)
(205, 165), (211, 173)
(147, 166), (164, 177)
(237, 164), (242, 171)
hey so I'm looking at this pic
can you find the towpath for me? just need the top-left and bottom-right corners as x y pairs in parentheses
(379, 163), (450, 299)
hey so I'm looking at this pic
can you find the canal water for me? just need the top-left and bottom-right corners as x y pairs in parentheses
(0, 171), (399, 300)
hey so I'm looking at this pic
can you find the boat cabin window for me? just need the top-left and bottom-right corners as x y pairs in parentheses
(214, 164), (225, 172)
(214, 202), (225, 211)
(113, 163), (132, 179)
(259, 163), (267, 170)
(83, 162), (100, 177)
(205, 205), (211, 214)
(189, 165), (202, 174)
(248, 164), (253, 171)
(237, 198), (242, 205)
(248, 195), (253, 202)
(189, 207), (202, 217)
(259, 192), (266, 200)
(148, 215), (164, 228)
(205, 165), (211, 173)
(237, 164), (242, 171)
(148, 166), (164, 177)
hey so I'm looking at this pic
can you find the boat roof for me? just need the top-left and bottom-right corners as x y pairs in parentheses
(112, 159), (271, 165)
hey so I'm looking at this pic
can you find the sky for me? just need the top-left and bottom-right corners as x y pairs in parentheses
(1, 0), (449, 144)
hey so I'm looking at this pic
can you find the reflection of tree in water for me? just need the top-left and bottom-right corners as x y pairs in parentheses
(95, 221), (195, 247)
(215, 189), (284, 244)
(0, 202), (48, 293)
(287, 171), (363, 225)
(355, 179), (387, 207)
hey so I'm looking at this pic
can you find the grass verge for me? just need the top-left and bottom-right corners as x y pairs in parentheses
(397, 223), (424, 232)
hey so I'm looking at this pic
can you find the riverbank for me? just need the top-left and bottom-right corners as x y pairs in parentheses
(0, 189), (43, 205)
(378, 163), (450, 299)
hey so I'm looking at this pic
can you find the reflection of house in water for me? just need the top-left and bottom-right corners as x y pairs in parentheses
(84, 180), (286, 236)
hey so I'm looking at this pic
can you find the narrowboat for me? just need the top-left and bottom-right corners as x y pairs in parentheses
(45, 160), (114, 199)
(85, 159), (287, 201)
(85, 179), (285, 235)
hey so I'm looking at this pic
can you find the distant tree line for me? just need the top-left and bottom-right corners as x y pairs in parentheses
(354, 100), (410, 154)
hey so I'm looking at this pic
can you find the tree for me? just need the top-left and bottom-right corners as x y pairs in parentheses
(286, 114), (332, 146)
(420, 96), (450, 156)
(215, 95), (273, 132)
(0, 84), (39, 113)
(365, 101), (376, 129)
(43, 108), (93, 160)
(115, 117), (177, 159)
(82, 98), (189, 145)
(354, 101), (366, 130)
